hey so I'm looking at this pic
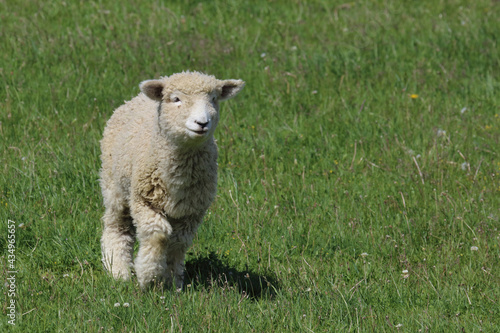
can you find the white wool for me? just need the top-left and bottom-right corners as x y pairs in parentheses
(100, 71), (244, 289)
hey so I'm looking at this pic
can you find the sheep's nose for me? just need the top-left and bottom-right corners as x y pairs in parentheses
(195, 119), (209, 128)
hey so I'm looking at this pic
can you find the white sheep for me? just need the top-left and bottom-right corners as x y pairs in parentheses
(99, 71), (245, 289)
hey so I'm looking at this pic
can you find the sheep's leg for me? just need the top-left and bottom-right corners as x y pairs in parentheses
(165, 233), (193, 290)
(132, 200), (173, 289)
(101, 205), (135, 280)
(135, 228), (169, 288)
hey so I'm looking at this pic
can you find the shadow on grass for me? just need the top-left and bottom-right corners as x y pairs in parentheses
(184, 252), (280, 300)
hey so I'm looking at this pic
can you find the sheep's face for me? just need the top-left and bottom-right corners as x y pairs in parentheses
(140, 72), (245, 146)
(165, 90), (220, 143)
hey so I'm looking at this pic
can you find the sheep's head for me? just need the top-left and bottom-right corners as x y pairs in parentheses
(140, 71), (245, 146)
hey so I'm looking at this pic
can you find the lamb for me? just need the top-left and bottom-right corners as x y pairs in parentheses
(99, 71), (245, 289)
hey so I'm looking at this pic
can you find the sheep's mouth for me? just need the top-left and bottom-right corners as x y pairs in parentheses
(189, 129), (208, 136)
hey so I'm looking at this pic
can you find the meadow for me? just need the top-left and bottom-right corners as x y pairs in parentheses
(1, 0), (499, 331)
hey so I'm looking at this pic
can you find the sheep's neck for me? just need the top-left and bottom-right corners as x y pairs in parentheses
(154, 133), (216, 156)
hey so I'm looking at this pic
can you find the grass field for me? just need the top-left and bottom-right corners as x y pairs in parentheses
(1, 0), (499, 331)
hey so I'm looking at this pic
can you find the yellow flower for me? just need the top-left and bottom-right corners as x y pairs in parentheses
(410, 94), (419, 99)
(485, 125), (492, 130)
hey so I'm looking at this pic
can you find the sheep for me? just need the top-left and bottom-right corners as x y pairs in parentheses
(99, 71), (245, 289)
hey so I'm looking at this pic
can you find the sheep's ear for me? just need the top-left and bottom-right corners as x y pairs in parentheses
(140, 80), (164, 101)
(218, 79), (245, 101)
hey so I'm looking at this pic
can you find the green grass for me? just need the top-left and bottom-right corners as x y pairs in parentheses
(1, 0), (499, 331)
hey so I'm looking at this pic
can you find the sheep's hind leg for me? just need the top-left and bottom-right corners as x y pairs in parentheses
(101, 206), (135, 280)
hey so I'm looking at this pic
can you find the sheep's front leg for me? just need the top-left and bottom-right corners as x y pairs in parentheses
(131, 200), (173, 289)
(165, 230), (195, 291)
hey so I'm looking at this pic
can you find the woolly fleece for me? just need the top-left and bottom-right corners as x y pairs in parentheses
(100, 71), (244, 289)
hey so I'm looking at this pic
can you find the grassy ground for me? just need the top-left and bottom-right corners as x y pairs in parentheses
(1, 0), (499, 331)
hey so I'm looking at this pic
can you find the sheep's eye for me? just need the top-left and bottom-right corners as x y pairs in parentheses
(172, 97), (181, 103)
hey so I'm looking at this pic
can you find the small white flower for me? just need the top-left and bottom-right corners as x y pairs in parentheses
(18, 223), (25, 228)
(290, 46), (298, 51)
(461, 162), (469, 171)
(360, 253), (369, 258)
(123, 303), (130, 307)
(470, 246), (478, 251)
(395, 323), (403, 328)
(260, 53), (266, 58)
(159, 296), (166, 300)
(114, 302), (120, 307)
(63, 274), (69, 278)
(460, 107), (467, 114)
(311, 90), (318, 94)
(437, 129), (446, 137)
